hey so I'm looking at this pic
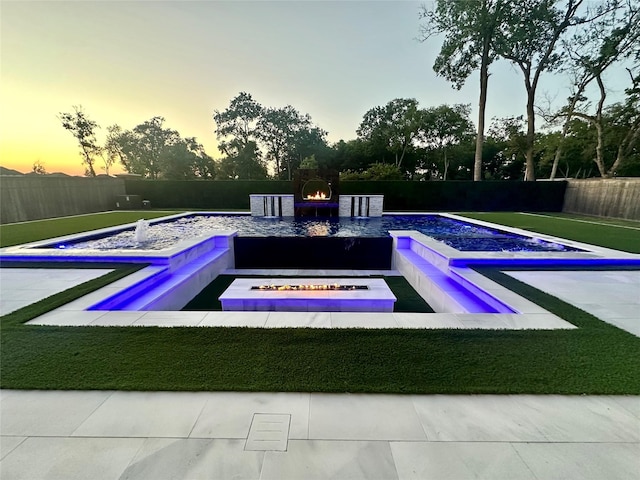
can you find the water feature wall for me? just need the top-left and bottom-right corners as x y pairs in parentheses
(338, 195), (384, 217)
(249, 194), (294, 217)
(249, 194), (385, 218)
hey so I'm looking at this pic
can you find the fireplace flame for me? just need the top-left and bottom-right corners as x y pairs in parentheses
(305, 191), (327, 200)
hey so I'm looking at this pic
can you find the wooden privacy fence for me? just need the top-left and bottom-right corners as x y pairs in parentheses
(563, 178), (640, 221)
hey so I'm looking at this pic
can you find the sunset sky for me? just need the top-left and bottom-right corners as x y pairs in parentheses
(0, 0), (632, 176)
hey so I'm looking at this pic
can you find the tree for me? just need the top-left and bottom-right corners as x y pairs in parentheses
(256, 106), (296, 179)
(31, 160), (46, 175)
(256, 105), (327, 179)
(420, 104), (474, 180)
(299, 154), (318, 169)
(340, 162), (403, 181)
(161, 137), (216, 180)
(112, 117), (215, 179)
(213, 92), (263, 157)
(601, 90), (640, 176)
(356, 98), (424, 172)
(102, 124), (125, 176)
(419, 0), (506, 181)
(494, 0), (617, 180)
(331, 139), (372, 173)
(554, 3), (640, 177)
(288, 125), (330, 177)
(58, 105), (101, 177)
(114, 117), (180, 179)
(217, 141), (267, 180)
(564, 4), (640, 178)
(486, 116), (528, 179)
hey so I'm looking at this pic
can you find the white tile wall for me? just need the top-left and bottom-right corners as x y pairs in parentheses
(249, 195), (294, 217)
(338, 195), (384, 217)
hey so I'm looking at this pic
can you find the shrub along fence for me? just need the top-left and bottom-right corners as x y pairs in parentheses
(124, 180), (567, 212)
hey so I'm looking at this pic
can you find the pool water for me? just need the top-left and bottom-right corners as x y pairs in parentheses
(44, 214), (583, 253)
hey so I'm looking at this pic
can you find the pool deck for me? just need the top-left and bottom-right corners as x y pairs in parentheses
(2, 390), (638, 479)
(3, 268), (577, 331)
(1, 268), (639, 478)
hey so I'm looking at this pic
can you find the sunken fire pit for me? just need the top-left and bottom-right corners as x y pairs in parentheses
(219, 278), (396, 312)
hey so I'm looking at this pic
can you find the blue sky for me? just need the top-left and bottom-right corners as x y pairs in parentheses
(0, 0), (632, 175)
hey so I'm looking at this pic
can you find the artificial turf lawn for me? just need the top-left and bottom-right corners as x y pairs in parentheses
(0, 211), (179, 247)
(1, 264), (639, 394)
(182, 275), (435, 313)
(459, 212), (640, 254)
(1, 211), (639, 393)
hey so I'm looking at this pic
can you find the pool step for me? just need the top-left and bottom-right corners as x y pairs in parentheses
(88, 247), (233, 311)
(394, 248), (515, 314)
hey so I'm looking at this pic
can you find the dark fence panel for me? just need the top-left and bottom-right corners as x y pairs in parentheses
(340, 181), (567, 211)
(124, 180), (292, 209)
(124, 180), (567, 212)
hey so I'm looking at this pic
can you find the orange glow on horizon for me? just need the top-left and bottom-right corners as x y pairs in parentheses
(0, 75), (221, 177)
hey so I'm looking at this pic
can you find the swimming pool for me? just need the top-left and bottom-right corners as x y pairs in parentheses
(4, 212), (637, 317)
(39, 213), (583, 253)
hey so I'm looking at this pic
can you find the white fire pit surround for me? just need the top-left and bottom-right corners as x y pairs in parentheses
(219, 278), (396, 312)
(249, 194), (294, 217)
(338, 195), (384, 217)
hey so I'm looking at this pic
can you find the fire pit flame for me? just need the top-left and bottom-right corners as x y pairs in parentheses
(251, 283), (368, 291)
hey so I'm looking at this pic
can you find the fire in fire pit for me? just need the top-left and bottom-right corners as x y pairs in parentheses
(306, 191), (327, 200)
(302, 179), (332, 201)
(251, 283), (368, 291)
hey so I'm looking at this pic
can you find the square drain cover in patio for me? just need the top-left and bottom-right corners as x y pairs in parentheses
(244, 413), (291, 451)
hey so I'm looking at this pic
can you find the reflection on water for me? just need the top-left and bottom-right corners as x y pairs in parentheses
(304, 221), (332, 237)
(40, 214), (583, 253)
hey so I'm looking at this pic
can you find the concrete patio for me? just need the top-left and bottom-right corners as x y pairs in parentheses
(1, 267), (639, 478)
(1, 390), (638, 479)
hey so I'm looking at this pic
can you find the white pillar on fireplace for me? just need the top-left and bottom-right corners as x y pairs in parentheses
(339, 195), (384, 217)
(250, 194), (294, 217)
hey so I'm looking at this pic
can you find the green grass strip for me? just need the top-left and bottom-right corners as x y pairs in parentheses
(459, 212), (640, 253)
(2, 265), (638, 394)
(0, 211), (179, 247)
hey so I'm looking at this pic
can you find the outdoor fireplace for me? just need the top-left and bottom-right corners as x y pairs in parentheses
(294, 169), (339, 217)
(302, 178), (332, 201)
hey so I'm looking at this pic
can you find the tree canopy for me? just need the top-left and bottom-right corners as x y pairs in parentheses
(214, 94), (328, 180)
